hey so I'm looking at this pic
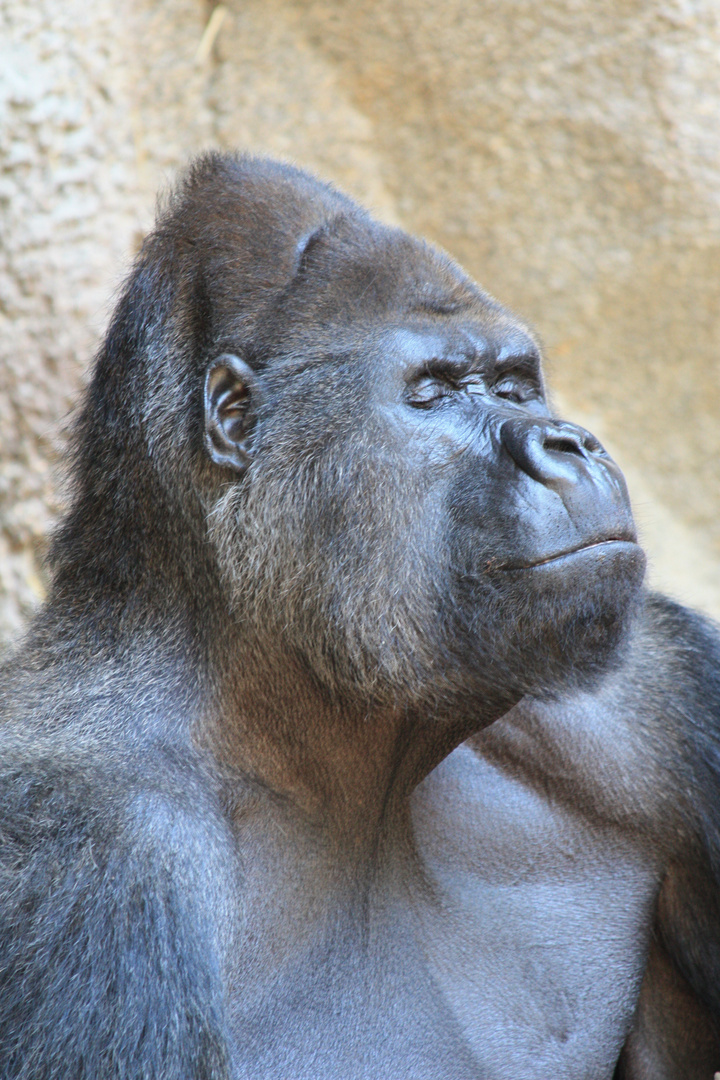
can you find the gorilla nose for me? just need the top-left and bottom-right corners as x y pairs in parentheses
(500, 417), (606, 492)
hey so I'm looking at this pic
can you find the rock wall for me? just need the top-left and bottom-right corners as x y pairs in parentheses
(1, 0), (719, 645)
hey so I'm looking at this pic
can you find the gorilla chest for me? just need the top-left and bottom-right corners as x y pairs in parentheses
(226, 912), (484, 1080)
(408, 742), (661, 1079)
(223, 820), (486, 1079)
(223, 746), (658, 1080)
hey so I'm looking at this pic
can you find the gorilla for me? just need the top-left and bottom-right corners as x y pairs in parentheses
(0, 153), (717, 1080)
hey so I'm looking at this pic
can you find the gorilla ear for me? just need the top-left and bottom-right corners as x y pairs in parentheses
(203, 354), (260, 474)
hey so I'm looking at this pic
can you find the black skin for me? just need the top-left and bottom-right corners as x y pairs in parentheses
(0, 152), (717, 1079)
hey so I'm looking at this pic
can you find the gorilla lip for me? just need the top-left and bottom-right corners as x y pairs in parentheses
(498, 538), (639, 571)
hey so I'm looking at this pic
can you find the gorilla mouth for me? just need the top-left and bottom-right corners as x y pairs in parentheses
(499, 538), (639, 571)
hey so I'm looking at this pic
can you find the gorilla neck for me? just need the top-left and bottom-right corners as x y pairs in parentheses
(211, 635), (480, 851)
(44, 558), (489, 849)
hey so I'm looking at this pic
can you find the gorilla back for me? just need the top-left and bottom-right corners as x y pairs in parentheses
(0, 153), (650, 1079)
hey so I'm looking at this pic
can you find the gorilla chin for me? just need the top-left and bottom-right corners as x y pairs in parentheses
(475, 539), (647, 700)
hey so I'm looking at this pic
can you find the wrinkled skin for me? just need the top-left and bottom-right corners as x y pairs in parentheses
(0, 154), (717, 1079)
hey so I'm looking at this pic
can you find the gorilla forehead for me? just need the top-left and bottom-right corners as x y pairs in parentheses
(171, 154), (534, 368)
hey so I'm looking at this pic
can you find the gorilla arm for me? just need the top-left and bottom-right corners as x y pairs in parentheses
(615, 596), (720, 1078)
(0, 721), (237, 1080)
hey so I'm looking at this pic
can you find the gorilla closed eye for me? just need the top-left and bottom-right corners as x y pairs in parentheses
(407, 372), (461, 407)
(407, 368), (537, 408)
(489, 377), (532, 404)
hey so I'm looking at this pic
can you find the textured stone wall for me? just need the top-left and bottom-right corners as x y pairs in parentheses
(1, 0), (719, 647)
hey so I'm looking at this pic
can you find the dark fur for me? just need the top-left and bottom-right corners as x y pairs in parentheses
(617, 598), (720, 1075)
(0, 154), (718, 1078)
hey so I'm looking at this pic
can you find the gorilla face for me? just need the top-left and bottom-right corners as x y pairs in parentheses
(202, 207), (645, 719)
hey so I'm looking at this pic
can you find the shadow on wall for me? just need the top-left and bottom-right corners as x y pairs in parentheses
(1, 0), (719, 646)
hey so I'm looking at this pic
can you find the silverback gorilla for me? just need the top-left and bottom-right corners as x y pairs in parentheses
(0, 154), (718, 1080)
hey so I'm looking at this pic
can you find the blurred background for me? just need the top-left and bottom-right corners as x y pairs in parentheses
(1, 0), (719, 648)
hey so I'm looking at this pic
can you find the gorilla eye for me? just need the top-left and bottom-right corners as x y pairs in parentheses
(491, 376), (531, 404)
(407, 370), (460, 407)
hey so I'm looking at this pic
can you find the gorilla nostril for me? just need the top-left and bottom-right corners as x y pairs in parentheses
(544, 434), (585, 457)
(501, 418), (609, 487)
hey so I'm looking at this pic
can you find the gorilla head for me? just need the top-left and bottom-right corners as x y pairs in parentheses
(51, 153), (645, 730)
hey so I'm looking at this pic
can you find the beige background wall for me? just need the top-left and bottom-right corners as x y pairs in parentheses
(1, 0), (719, 647)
